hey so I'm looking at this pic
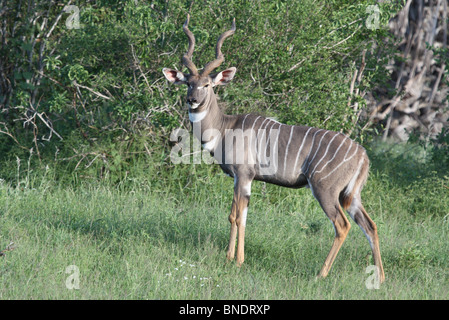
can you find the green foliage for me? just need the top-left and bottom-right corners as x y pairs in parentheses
(1, 0), (403, 182)
(429, 128), (449, 167)
(67, 64), (90, 83)
(368, 139), (449, 218)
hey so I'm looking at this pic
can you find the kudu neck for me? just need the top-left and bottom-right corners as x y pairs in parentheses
(190, 89), (227, 137)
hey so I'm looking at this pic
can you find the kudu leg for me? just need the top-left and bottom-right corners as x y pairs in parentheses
(347, 197), (385, 283)
(226, 201), (238, 261)
(316, 196), (351, 279)
(227, 177), (251, 266)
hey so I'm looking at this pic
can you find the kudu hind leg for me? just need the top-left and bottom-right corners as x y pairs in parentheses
(315, 193), (351, 279)
(347, 197), (385, 283)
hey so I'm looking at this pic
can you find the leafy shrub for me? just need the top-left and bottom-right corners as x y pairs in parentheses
(0, 0), (401, 183)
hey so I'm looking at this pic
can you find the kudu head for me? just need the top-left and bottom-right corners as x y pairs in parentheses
(162, 14), (236, 110)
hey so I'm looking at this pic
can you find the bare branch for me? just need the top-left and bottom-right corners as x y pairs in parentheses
(323, 25), (362, 50)
(72, 80), (113, 100)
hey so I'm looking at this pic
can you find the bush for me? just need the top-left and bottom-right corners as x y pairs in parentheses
(0, 0), (402, 183)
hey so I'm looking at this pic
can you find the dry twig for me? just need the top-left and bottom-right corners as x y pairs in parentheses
(0, 242), (16, 257)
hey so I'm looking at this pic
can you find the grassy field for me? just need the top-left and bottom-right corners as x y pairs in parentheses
(0, 142), (448, 299)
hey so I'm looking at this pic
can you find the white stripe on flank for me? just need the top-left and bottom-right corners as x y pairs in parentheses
(242, 114), (250, 131)
(309, 132), (341, 178)
(303, 131), (330, 174)
(249, 116), (262, 164)
(283, 126), (295, 176)
(267, 117), (281, 124)
(256, 118), (270, 145)
(303, 129), (323, 166)
(292, 127), (315, 176)
(272, 123), (282, 173)
(250, 116), (262, 145)
(263, 121), (277, 154)
(311, 134), (348, 178)
(257, 118), (272, 163)
(263, 122), (280, 171)
(318, 141), (359, 182)
(251, 116), (262, 132)
(189, 110), (207, 122)
(260, 120), (274, 165)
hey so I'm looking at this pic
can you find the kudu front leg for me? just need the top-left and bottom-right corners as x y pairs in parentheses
(226, 201), (238, 262)
(227, 178), (251, 266)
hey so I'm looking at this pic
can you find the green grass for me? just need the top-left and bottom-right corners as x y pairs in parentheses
(1, 143), (449, 299)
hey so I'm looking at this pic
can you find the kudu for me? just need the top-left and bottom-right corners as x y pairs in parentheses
(163, 15), (385, 282)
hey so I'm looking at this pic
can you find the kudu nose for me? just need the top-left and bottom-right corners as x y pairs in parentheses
(187, 98), (197, 105)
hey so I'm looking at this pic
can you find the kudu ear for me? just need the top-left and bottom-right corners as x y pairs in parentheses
(162, 68), (188, 85)
(211, 67), (237, 86)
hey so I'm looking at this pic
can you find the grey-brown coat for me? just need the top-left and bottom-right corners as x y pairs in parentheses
(162, 15), (384, 283)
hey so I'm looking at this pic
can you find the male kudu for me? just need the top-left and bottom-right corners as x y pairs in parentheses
(162, 15), (385, 283)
